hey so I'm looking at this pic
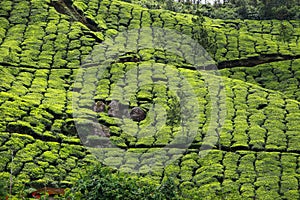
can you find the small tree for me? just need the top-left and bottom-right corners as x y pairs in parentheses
(278, 22), (294, 43)
(192, 16), (216, 55)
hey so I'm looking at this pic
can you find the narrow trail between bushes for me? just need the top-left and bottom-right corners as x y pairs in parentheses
(50, 0), (98, 31)
(50, 0), (103, 42)
(115, 143), (300, 155)
(217, 54), (300, 69)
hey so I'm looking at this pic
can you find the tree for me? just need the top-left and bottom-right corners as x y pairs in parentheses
(278, 22), (294, 43)
(192, 15), (216, 54)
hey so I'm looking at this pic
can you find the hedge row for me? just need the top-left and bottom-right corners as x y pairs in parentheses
(86, 149), (300, 199)
(219, 77), (300, 152)
(0, 134), (93, 191)
(2, 59), (300, 190)
(1, 0), (300, 198)
(0, 0), (99, 69)
(71, 59), (300, 153)
(0, 66), (78, 137)
(1, 0), (299, 70)
(206, 19), (300, 62)
(72, 0), (300, 63)
(221, 59), (300, 101)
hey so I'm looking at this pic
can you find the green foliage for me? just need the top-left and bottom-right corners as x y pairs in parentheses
(126, 0), (300, 20)
(64, 164), (179, 200)
(192, 16), (216, 54)
(0, 176), (8, 199)
(278, 22), (294, 43)
(0, 0), (300, 199)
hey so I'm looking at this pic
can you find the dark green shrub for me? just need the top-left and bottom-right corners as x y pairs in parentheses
(0, 176), (8, 199)
(65, 164), (179, 200)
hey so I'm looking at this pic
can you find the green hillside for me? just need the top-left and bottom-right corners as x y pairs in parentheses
(0, 0), (300, 199)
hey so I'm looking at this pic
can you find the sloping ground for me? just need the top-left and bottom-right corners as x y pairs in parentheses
(220, 59), (300, 101)
(207, 18), (300, 62)
(1, 0), (300, 199)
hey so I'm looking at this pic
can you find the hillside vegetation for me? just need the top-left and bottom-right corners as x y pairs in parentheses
(0, 0), (300, 199)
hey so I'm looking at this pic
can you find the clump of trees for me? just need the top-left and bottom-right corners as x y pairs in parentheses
(124, 0), (300, 20)
(215, 0), (300, 20)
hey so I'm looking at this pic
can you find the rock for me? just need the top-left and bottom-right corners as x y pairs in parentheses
(94, 123), (110, 137)
(93, 101), (105, 112)
(130, 107), (146, 122)
(122, 109), (130, 118)
(108, 100), (120, 117)
(108, 100), (120, 110)
(108, 109), (120, 117)
(100, 125), (110, 137)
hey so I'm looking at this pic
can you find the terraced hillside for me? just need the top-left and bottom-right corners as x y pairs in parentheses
(1, 0), (300, 199)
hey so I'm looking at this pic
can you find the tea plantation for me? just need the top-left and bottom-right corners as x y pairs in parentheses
(0, 0), (300, 199)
